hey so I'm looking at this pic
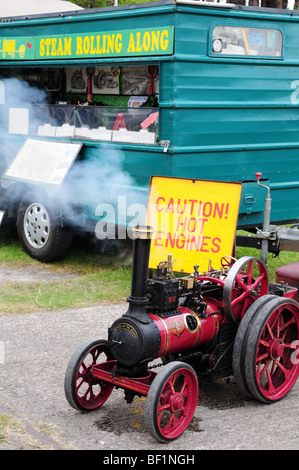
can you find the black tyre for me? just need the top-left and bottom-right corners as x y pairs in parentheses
(64, 338), (114, 412)
(232, 294), (277, 398)
(17, 191), (73, 262)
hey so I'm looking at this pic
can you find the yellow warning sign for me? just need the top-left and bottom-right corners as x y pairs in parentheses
(146, 176), (242, 273)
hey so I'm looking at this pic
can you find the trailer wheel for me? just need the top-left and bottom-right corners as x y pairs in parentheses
(223, 256), (268, 324)
(244, 297), (299, 403)
(145, 361), (198, 443)
(17, 192), (73, 262)
(64, 338), (114, 412)
(232, 294), (277, 398)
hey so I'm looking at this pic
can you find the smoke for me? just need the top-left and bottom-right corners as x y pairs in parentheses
(0, 78), (47, 170)
(0, 77), (47, 107)
(0, 77), (148, 238)
(59, 145), (148, 238)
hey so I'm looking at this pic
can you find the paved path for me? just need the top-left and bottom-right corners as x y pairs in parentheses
(1, 303), (299, 451)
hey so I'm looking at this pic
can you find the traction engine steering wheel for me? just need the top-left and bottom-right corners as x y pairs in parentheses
(220, 255), (237, 270)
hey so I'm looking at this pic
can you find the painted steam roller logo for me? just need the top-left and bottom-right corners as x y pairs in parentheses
(170, 320), (184, 338)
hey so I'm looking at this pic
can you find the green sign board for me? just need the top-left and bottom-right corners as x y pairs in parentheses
(0, 26), (174, 60)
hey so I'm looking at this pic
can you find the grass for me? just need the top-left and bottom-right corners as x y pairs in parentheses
(0, 414), (21, 444)
(235, 234), (299, 281)
(0, 228), (133, 314)
(0, 412), (67, 449)
(1, 227), (299, 315)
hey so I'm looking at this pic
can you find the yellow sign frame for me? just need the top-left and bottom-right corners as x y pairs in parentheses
(146, 176), (242, 273)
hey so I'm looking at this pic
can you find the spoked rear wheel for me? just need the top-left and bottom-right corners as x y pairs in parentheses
(145, 361), (198, 443)
(232, 294), (277, 398)
(64, 338), (114, 411)
(244, 297), (299, 403)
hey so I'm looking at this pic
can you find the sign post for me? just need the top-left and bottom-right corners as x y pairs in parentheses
(146, 176), (242, 273)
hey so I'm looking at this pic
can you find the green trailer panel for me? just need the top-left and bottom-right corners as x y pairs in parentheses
(1, 0), (299, 255)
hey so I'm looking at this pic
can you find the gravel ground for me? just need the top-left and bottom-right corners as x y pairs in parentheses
(1, 267), (299, 451)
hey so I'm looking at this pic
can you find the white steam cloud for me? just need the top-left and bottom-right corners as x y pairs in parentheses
(0, 77), (147, 237)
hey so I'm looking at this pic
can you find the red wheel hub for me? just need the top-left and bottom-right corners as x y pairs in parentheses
(270, 340), (284, 360)
(169, 393), (184, 413)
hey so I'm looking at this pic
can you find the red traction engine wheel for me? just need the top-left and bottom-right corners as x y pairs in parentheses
(223, 256), (268, 324)
(64, 338), (114, 411)
(145, 362), (198, 443)
(233, 295), (299, 402)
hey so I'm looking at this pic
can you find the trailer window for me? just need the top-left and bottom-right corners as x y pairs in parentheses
(0, 64), (159, 145)
(211, 26), (282, 57)
(35, 103), (158, 144)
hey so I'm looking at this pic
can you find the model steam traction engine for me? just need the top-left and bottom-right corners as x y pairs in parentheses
(65, 225), (299, 442)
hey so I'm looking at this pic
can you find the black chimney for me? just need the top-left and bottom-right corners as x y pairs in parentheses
(126, 225), (153, 322)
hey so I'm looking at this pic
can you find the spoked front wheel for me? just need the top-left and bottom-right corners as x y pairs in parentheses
(64, 338), (114, 411)
(145, 361), (198, 443)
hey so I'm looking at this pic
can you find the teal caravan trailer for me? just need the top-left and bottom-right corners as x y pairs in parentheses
(0, 0), (299, 261)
